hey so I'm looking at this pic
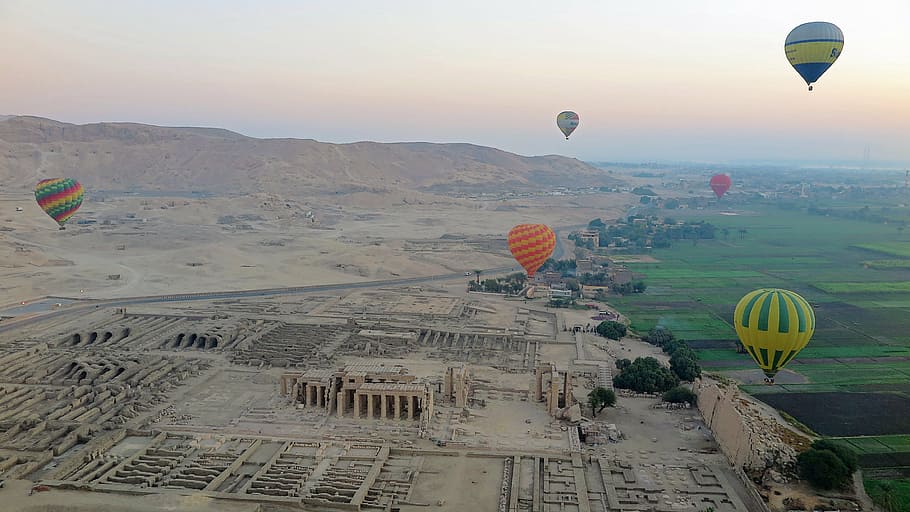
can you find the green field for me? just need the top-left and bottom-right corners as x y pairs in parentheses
(865, 478), (910, 512)
(854, 243), (910, 258)
(833, 435), (910, 454)
(864, 259), (910, 270)
(814, 282), (910, 294)
(602, 202), (910, 475)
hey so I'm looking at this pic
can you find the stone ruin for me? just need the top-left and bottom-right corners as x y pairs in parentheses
(695, 378), (810, 476)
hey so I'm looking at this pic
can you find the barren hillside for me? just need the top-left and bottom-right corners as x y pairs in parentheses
(0, 116), (616, 196)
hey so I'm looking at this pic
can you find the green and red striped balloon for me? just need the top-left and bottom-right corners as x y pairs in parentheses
(508, 224), (556, 278)
(35, 178), (84, 227)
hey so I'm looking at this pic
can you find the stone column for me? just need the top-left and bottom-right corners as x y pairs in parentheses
(318, 385), (325, 408)
(394, 394), (401, 420)
(381, 394), (388, 419)
(548, 373), (559, 417)
(407, 395), (415, 420)
(280, 376), (289, 395)
(353, 392), (361, 419)
(444, 368), (453, 399)
(304, 384), (312, 406)
(337, 391), (345, 418)
(535, 365), (544, 401)
(367, 394), (374, 419)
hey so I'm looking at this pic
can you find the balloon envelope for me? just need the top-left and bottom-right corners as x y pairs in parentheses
(35, 178), (84, 227)
(508, 224), (556, 278)
(556, 111), (579, 139)
(785, 21), (843, 90)
(709, 174), (731, 198)
(734, 288), (815, 380)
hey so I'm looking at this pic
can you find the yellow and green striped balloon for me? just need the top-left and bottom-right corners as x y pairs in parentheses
(784, 21), (844, 91)
(733, 288), (815, 381)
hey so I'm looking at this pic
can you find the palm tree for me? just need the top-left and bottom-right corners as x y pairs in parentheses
(473, 269), (482, 284)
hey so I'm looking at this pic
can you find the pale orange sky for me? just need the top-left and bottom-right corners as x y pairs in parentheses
(2, 0), (909, 164)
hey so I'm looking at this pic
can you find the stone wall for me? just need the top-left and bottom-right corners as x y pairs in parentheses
(694, 378), (806, 474)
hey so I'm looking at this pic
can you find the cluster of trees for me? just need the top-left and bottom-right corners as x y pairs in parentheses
(642, 327), (702, 382)
(612, 357), (699, 402)
(612, 357), (679, 393)
(611, 281), (647, 295)
(587, 386), (616, 415)
(662, 386), (697, 405)
(540, 258), (576, 275)
(576, 272), (647, 296)
(578, 216), (717, 252)
(547, 298), (577, 308)
(467, 272), (527, 294)
(808, 204), (908, 230)
(595, 320), (627, 340)
(797, 439), (858, 490)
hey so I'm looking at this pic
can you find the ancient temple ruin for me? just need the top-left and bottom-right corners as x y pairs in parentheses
(535, 362), (575, 417)
(443, 365), (470, 407)
(280, 364), (434, 428)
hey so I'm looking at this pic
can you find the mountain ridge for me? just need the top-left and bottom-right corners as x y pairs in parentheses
(0, 116), (616, 195)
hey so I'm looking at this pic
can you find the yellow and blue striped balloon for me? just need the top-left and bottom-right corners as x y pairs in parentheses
(733, 288), (815, 381)
(785, 21), (844, 91)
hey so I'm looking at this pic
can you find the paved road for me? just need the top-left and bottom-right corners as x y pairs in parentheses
(0, 224), (586, 334)
(0, 265), (518, 334)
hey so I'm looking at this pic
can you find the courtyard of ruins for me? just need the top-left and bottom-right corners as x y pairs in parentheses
(0, 283), (772, 511)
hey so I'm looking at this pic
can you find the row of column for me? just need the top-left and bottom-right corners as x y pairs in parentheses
(303, 383), (328, 408)
(348, 392), (419, 420)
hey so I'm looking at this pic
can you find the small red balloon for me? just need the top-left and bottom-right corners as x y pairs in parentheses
(710, 174), (731, 198)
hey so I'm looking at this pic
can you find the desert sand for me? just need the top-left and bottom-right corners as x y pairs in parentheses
(0, 117), (843, 512)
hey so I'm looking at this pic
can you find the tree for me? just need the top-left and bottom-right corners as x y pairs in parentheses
(738, 228), (748, 240)
(615, 358), (632, 370)
(664, 198), (680, 209)
(663, 386), (697, 405)
(588, 387), (616, 414)
(670, 352), (701, 381)
(644, 326), (675, 347)
(811, 440), (858, 473)
(481, 279), (502, 293)
(473, 269), (482, 284)
(632, 280), (647, 293)
(662, 338), (687, 355)
(797, 448), (851, 490)
(596, 320), (627, 340)
(613, 357), (679, 393)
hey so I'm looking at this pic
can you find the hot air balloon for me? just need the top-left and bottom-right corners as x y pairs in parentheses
(785, 22), (844, 91)
(35, 178), (84, 229)
(508, 224), (556, 278)
(733, 288), (815, 384)
(709, 174), (731, 199)
(556, 111), (579, 140)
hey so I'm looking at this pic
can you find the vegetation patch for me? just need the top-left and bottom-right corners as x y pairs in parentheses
(813, 281), (910, 294)
(853, 243), (910, 258)
(864, 259), (910, 270)
(864, 478), (910, 512)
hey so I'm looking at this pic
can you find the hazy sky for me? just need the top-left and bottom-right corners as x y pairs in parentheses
(3, 1), (909, 164)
